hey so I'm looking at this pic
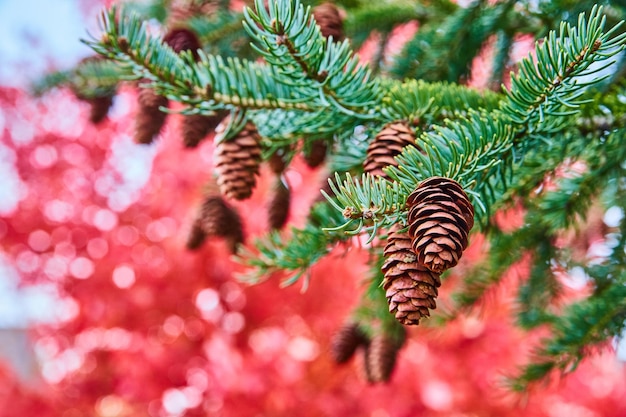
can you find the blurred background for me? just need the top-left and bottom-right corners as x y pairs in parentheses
(1, 1), (626, 416)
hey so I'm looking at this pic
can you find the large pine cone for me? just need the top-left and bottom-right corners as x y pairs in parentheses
(363, 332), (403, 383)
(134, 86), (169, 144)
(214, 118), (262, 200)
(364, 121), (417, 180)
(330, 322), (369, 364)
(189, 193), (244, 253)
(382, 231), (441, 325)
(312, 3), (344, 41)
(407, 177), (475, 274)
(267, 176), (291, 230)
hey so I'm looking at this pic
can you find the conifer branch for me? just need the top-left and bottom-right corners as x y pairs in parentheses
(501, 5), (626, 135)
(236, 203), (351, 287)
(85, 6), (316, 112)
(243, 0), (382, 118)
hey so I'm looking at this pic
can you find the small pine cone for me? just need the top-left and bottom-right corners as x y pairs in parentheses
(364, 121), (416, 179)
(182, 112), (225, 148)
(135, 85), (169, 144)
(197, 194), (244, 253)
(407, 177), (475, 274)
(267, 176), (290, 230)
(303, 139), (328, 168)
(267, 147), (291, 174)
(364, 334), (401, 383)
(214, 118), (262, 200)
(186, 220), (207, 250)
(163, 27), (201, 58)
(330, 323), (369, 364)
(312, 3), (344, 41)
(382, 231), (441, 325)
(87, 95), (114, 124)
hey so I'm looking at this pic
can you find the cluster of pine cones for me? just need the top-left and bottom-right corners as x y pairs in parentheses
(329, 122), (476, 382)
(77, 0), (478, 384)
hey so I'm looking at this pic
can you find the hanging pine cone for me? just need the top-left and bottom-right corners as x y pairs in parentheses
(330, 322), (369, 364)
(87, 95), (114, 124)
(303, 139), (328, 168)
(185, 220), (207, 250)
(163, 27), (202, 57)
(364, 121), (417, 180)
(407, 177), (475, 274)
(267, 176), (291, 230)
(363, 332), (404, 383)
(188, 193), (244, 253)
(382, 231), (441, 325)
(312, 3), (344, 41)
(182, 112), (226, 148)
(134, 85), (169, 144)
(214, 118), (262, 200)
(267, 146), (292, 174)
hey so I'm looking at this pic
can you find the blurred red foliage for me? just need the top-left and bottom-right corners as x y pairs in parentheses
(0, 15), (626, 417)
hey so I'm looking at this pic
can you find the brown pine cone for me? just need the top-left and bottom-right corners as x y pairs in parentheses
(382, 231), (441, 325)
(182, 112), (225, 148)
(195, 193), (244, 253)
(330, 322), (369, 364)
(87, 95), (114, 124)
(364, 121), (417, 180)
(303, 139), (328, 168)
(363, 333), (402, 383)
(312, 3), (344, 41)
(163, 27), (202, 58)
(214, 118), (262, 200)
(267, 146), (292, 174)
(407, 177), (475, 274)
(185, 220), (207, 250)
(134, 85), (169, 144)
(267, 176), (290, 230)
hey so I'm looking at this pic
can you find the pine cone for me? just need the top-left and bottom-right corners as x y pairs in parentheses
(163, 27), (201, 58)
(407, 177), (475, 274)
(186, 221), (207, 250)
(363, 333), (402, 383)
(267, 176), (290, 230)
(330, 322), (369, 364)
(194, 193), (244, 253)
(382, 231), (441, 325)
(182, 112), (225, 148)
(87, 95), (114, 124)
(312, 3), (344, 41)
(214, 118), (262, 200)
(364, 121), (417, 180)
(267, 146), (291, 174)
(134, 85), (169, 144)
(303, 139), (328, 168)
